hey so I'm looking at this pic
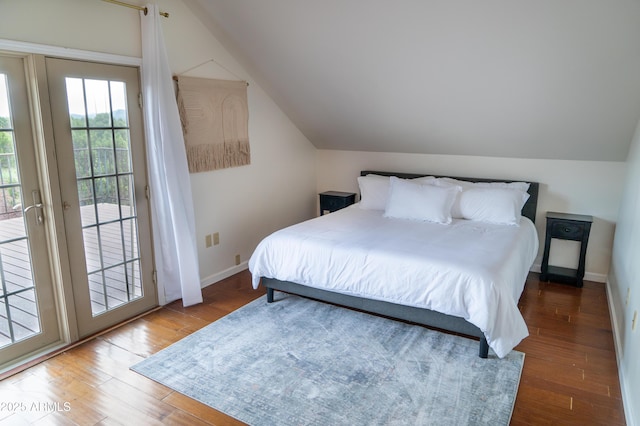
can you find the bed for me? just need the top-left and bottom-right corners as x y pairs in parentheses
(249, 171), (539, 358)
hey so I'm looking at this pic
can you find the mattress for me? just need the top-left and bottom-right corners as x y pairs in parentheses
(249, 204), (538, 357)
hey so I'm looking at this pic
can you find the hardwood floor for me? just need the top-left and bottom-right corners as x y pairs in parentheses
(0, 270), (626, 425)
(513, 274), (626, 425)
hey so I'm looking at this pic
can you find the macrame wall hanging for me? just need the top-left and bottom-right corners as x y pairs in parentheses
(176, 76), (250, 173)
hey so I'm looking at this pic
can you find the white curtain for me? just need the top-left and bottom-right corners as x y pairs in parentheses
(140, 4), (203, 306)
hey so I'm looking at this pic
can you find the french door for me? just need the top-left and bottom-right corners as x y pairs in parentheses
(0, 55), (60, 368)
(0, 52), (157, 370)
(46, 58), (156, 338)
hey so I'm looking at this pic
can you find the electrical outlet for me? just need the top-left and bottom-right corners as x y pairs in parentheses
(235, 254), (241, 265)
(626, 288), (631, 306)
(205, 234), (212, 248)
(213, 232), (220, 245)
(633, 311), (638, 331)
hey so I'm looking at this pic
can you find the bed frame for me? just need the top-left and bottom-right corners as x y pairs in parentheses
(262, 170), (539, 358)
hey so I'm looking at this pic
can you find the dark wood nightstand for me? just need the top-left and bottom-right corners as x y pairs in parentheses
(319, 191), (356, 215)
(540, 211), (593, 287)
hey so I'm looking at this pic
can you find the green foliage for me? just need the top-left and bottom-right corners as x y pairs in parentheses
(0, 117), (19, 215)
(70, 112), (129, 148)
(0, 116), (14, 154)
(71, 112), (133, 207)
(0, 112), (134, 213)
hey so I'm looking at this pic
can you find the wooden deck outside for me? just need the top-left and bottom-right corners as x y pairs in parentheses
(0, 203), (142, 348)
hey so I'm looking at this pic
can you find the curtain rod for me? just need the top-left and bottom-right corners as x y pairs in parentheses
(102, 0), (169, 18)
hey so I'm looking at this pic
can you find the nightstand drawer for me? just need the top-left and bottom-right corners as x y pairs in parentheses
(320, 196), (345, 210)
(549, 221), (585, 240)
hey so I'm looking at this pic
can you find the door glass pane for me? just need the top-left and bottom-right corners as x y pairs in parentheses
(118, 175), (135, 218)
(78, 179), (96, 226)
(126, 260), (142, 298)
(65, 77), (144, 317)
(85, 79), (111, 128)
(122, 219), (139, 261)
(95, 176), (118, 219)
(72, 129), (91, 179)
(110, 81), (129, 127)
(115, 129), (132, 173)
(90, 129), (116, 176)
(66, 77), (86, 127)
(0, 74), (42, 348)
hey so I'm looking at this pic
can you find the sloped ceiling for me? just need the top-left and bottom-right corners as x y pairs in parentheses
(186, 0), (640, 161)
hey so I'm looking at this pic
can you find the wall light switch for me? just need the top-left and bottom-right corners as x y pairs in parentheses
(235, 254), (241, 265)
(205, 234), (212, 248)
(633, 311), (638, 331)
(213, 232), (220, 245)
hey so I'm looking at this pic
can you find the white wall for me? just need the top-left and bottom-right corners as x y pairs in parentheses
(0, 0), (317, 288)
(608, 119), (640, 426)
(317, 150), (626, 281)
(154, 0), (317, 284)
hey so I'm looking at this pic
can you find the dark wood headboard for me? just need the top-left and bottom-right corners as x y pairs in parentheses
(360, 170), (539, 224)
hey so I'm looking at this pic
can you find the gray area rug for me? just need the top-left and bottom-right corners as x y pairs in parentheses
(131, 294), (524, 425)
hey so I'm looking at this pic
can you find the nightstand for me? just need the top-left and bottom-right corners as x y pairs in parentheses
(540, 211), (593, 287)
(319, 191), (356, 215)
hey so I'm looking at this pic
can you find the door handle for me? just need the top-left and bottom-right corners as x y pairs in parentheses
(23, 203), (44, 224)
(23, 190), (44, 225)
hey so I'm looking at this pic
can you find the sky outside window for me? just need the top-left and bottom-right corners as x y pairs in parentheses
(0, 74), (11, 121)
(65, 78), (127, 122)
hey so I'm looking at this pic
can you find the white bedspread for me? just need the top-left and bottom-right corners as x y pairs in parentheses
(249, 205), (538, 358)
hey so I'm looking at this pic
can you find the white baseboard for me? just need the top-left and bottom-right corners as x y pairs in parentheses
(203, 262), (607, 288)
(529, 263), (607, 283)
(605, 280), (634, 426)
(200, 261), (249, 289)
(583, 271), (608, 283)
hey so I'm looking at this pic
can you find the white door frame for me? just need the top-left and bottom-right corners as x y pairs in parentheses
(0, 38), (156, 371)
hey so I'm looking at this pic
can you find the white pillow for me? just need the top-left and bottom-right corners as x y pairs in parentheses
(458, 187), (530, 225)
(434, 178), (530, 219)
(411, 175), (437, 184)
(357, 175), (391, 210)
(384, 177), (460, 224)
(438, 177), (530, 192)
(357, 174), (437, 210)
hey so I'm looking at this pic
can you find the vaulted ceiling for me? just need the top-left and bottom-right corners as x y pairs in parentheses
(186, 0), (640, 161)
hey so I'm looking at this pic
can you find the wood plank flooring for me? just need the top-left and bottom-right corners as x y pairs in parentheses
(0, 270), (626, 425)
